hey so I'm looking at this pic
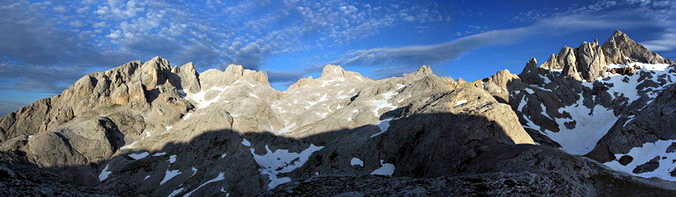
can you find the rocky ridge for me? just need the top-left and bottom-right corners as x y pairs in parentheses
(0, 30), (675, 196)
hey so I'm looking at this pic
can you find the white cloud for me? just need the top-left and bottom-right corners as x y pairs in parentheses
(106, 30), (121, 39)
(53, 5), (67, 13)
(642, 32), (676, 51)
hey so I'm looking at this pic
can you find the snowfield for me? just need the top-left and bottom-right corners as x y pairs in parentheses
(604, 140), (676, 181)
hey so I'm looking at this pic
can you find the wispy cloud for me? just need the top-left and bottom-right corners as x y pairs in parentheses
(0, 100), (27, 117)
(330, 8), (658, 79)
(642, 32), (676, 51)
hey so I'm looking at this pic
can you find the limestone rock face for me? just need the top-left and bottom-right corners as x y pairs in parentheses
(558, 46), (583, 80)
(576, 41), (607, 81)
(602, 30), (674, 65)
(169, 62), (201, 94)
(519, 58), (542, 84)
(140, 56), (172, 91)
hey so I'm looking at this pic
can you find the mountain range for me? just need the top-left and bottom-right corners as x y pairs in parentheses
(0, 30), (675, 196)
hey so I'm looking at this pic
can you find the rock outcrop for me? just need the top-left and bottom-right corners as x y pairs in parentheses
(602, 30), (674, 65)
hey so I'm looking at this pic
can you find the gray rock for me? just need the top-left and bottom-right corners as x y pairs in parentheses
(602, 30), (674, 65)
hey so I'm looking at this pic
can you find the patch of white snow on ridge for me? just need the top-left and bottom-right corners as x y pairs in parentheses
(119, 141), (139, 150)
(635, 62), (669, 71)
(371, 91), (398, 116)
(98, 164), (112, 181)
(543, 99), (617, 155)
(182, 113), (193, 120)
(370, 117), (393, 138)
(153, 152), (166, 156)
(129, 152), (149, 160)
(250, 144), (324, 189)
(169, 155), (177, 164)
(604, 140), (676, 181)
(276, 121), (295, 134)
(186, 86), (230, 109)
(241, 138), (251, 147)
(455, 100), (467, 107)
(351, 157), (364, 167)
(539, 103), (549, 119)
(184, 172), (225, 197)
(371, 160), (395, 176)
(168, 187), (185, 197)
(160, 169), (182, 185)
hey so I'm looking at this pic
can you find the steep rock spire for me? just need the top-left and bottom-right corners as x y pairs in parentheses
(519, 57), (542, 84)
(602, 30), (674, 64)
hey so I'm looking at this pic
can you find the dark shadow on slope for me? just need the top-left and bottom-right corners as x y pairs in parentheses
(1, 111), (674, 196)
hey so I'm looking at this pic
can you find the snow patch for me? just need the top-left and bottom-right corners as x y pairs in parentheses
(371, 160), (395, 176)
(186, 86), (230, 109)
(182, 113), (193, 120)
(169, 155), (177, 164)
(454, 100), (467, 107)
(250, 144), (324, 189)
(168, 187), (185, 197)
(370, 117), (393, 138)
(544, 99), (618, 155)
(350, 157), (364, 167)
(160, 169), (182, 185)
(241, 138), (251, 147)
(98, 164), (112, 181)
(371, 91), (398, 116)
(184, 172), (226, 197)
(604, 140), (676, 181)
(120, 141), (139, 150)
(129, 152), (149, 160)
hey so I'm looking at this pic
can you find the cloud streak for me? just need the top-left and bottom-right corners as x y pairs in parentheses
(331, 9), (657, 79)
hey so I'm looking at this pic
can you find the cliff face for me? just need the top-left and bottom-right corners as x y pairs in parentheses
(0, 31), (675, 196)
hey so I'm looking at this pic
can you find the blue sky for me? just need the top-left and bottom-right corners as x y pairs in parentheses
(1, 0), (675, 115)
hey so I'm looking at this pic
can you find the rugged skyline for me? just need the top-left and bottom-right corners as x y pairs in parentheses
(1, 30), (674, 195)
(1, 0), (676, 116)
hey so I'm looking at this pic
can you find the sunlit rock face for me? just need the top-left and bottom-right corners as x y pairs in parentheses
(1, 31), (675, 196)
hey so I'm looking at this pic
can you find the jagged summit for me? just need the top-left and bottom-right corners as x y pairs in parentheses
(319, 64), (347, 78)
(403, 65), (434, 79)
(414, 65), (433, 76)
(535, 30), (673, 82)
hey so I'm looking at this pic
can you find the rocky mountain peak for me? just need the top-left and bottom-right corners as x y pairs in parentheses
(518, 57), (541, 84)
(140, 56), (173, 91)
(538, 30), (673, 82)
(602, 30), (674, 64)
(199, 64), (270, 90)
(404, 65), (434, 79)
(609, 30), (630, 43)
(180, 62), (196, 72)
(287, 76), (314, 91)
(221, 64), (269, 84)
(575, 41), (607, 81)
(415, 65), (433, 75)
(169, 62), (201, 94)
(319, 64), (346, 78)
